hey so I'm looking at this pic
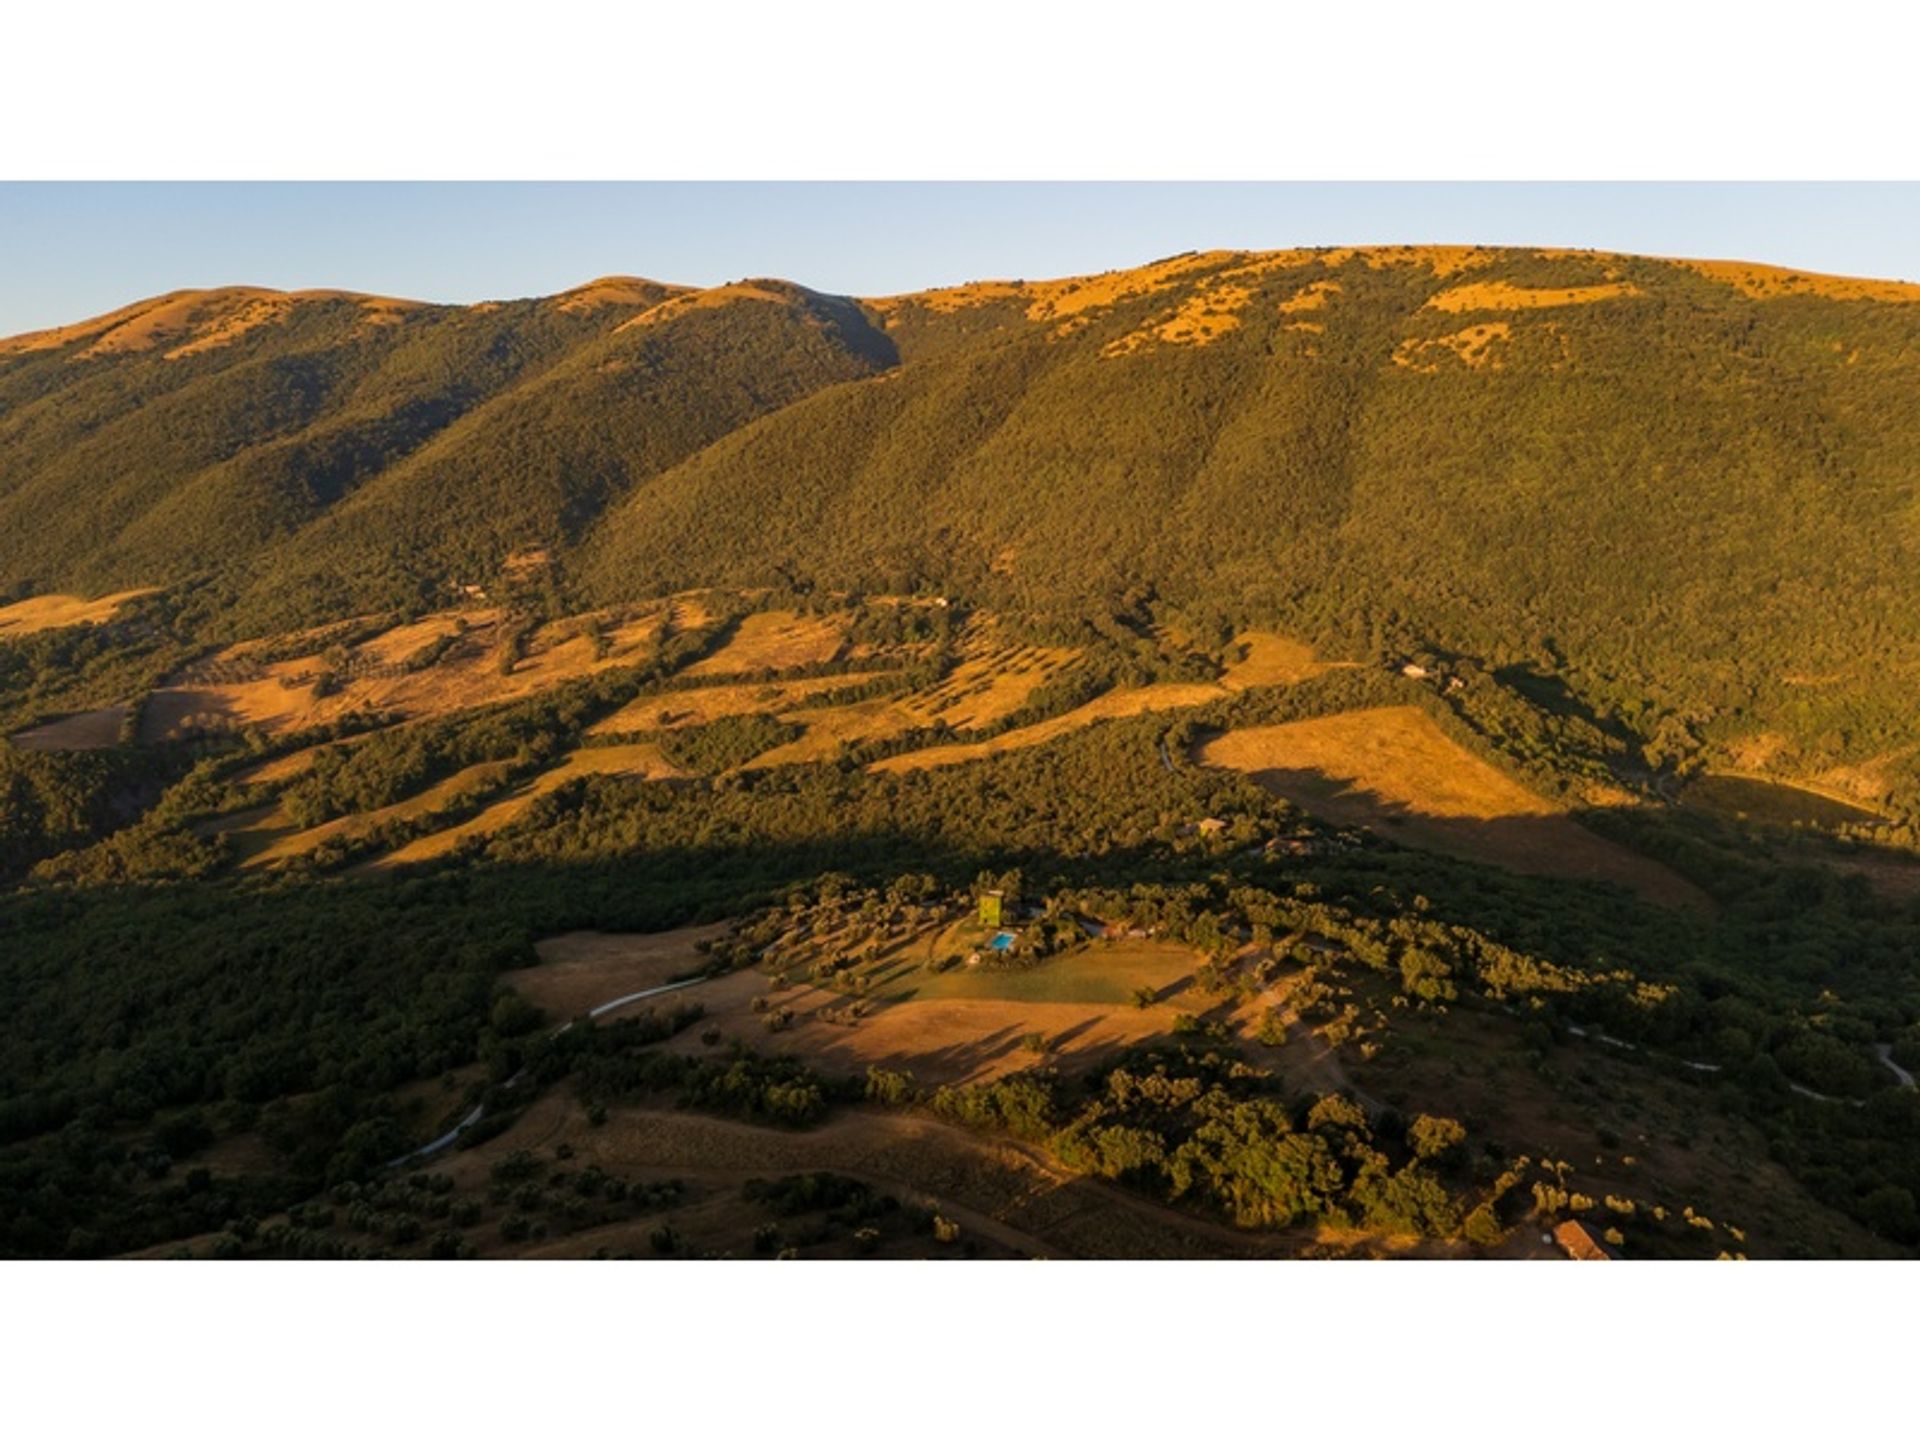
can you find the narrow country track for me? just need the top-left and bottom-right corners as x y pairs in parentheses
(390, 975), (711, 1166)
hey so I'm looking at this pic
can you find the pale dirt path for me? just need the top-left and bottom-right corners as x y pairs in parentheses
(391, 975), (712, 1165)
(1875, 1044), (1916, 1090)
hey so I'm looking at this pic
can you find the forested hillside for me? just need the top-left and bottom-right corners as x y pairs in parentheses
(6, 247), (1920, 799)
(0, 278), (894, 634)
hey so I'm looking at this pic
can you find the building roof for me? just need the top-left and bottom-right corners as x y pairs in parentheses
(1553, 1218), (1619, 1261)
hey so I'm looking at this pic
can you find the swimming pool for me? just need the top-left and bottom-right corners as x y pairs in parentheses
(988, 931), (1016, 951)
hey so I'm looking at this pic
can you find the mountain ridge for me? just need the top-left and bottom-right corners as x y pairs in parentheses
(12, 243), (1920, 352)
(7, 244), (1920, 812)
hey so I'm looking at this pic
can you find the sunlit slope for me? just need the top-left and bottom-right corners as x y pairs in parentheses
(0, 279), (893, 633)
(580, 247), (1920, 769)
(0, 289), (619, 600)
(8, 246), (1920, 785)
(229, 282), (895, 626)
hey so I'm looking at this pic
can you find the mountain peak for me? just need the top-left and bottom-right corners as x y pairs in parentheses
(549, 276), (691, 314)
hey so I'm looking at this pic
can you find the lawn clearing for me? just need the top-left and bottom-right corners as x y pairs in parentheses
(652, 929), (1210, 1087)
(890, 927), (1203, 1006)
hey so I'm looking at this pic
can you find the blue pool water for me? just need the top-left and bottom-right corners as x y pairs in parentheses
(988, 931), (1016, 951)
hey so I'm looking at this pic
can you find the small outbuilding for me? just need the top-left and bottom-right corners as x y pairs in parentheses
(1553, 1218), (1620, 1261)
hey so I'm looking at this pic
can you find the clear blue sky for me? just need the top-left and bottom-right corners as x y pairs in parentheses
(4, 182), (1920, 337)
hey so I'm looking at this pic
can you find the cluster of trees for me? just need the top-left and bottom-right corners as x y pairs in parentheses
(921, 1042), (1467, 1237)
(654, 713), (802, 775)
(561, 1026), (848, 1129)
(0, 744), (198, 879)
(0, 588), (197, 735)
(550, 249), (1920, 797)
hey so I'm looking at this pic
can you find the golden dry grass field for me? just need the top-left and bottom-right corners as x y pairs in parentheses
(682, 609), (847, 676)
(370, 743), (683, 868)
(867, 630), (1337, 774)
(508, 924), (733, 1015)
(2, 582), (1725, 910)
(0, 588), (157, 636)
(509, 920), (1210, 1088)
(868, 682), (1228, 773)
(587, 672), (873, 736)
(1425, 279), (1639, 312)
(1198, 706), (1710, 910)
(137, 605), (663, 743)
(211, 760), (513, 870)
